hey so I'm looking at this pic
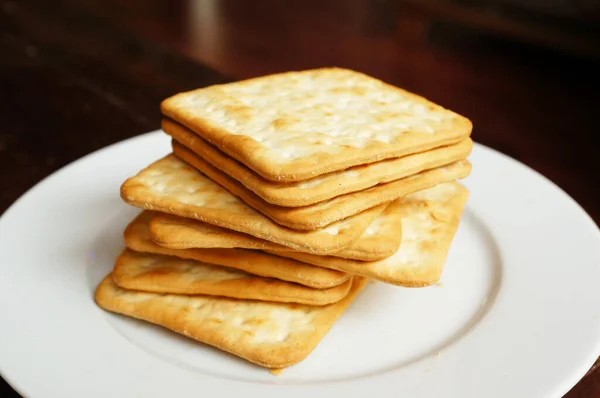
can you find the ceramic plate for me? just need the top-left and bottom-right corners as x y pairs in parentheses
(1, 131), (600, 398)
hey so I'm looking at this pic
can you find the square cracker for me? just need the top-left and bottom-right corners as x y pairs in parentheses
(113, 249), (352, 306)
(173, 141), (471, 230)
(268, 183), (469, 287)
(120, 154), (384, 254)
(164, 118), (473, 207)
(149, 198), (405, 261)
(95, 274), (368, 369)
(124, 211), (349, 289)
(161, 67), (472, 182)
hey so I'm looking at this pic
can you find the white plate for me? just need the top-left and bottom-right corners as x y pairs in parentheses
(1, 131), (600, 398)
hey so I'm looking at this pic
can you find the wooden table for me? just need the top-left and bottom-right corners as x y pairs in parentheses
(1, 1), (598, 396)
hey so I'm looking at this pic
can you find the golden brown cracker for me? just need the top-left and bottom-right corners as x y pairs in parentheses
(164, 118), (472, 206)
(113, 249), (352, 305)
(120, 154), (383, 254)
(149, 199), (404, 261)
(172, 141), (470, 230)
(270, 183), (470, 287)
(161, 67), (471, 182)
(95, 274), (369, 369)
(124, 211), (349, 289)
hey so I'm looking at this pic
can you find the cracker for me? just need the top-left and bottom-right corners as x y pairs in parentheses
(124, 211), (349, 289)
(160, 67), (472, 182)
(173, 141), (471, 230)
(331, 199), (405, 260)
(113, 249), (352, 305)
(149, 199), (404, 261)
(164, 118), (473, 206)
(269, 183), (470, 287)
(120, 154), (384, 254)
(95, 274), (368, 369)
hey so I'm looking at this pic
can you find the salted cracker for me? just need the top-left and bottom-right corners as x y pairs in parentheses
(149, 198), (405, 261)
(269, 183), (470, 287)
(161, 67), (472, 182)
(163, 118), (472, 206)
(172, 141), (470, 230)
(113, 249), (352, 306)
(124, 211), (349, 289)
(120, 154), (384, 254)
(95, 274), (368, 369)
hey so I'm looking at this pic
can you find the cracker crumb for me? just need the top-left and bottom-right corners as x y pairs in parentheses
(435, 282), (444, 287)
(270, 368), (284, 376)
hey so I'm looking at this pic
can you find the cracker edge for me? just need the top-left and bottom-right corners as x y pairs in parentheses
(163, 117), (473, 206)
(172, 140), (469, 231)
(148, 211), (399, 261)
(112, 249), (353, 306)
(172, 141), (385, 231)
(95, 274), (369, 368)
(119, 154), (381, 254)
(269, 183), (470, 287)
(161, 67), (472, 182)
(124, 211), (351, 289)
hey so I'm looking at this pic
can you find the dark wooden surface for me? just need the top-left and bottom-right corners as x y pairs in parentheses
(0, 0), (599, 396)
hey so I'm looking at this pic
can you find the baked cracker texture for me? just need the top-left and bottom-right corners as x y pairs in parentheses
(149, 198), (404, 261)
(172, 140), (471, 230)
(95, 274), (368, 369)
(124, 211), (349, 289)
(269, 182), (470, 287)
(163, 118), (473, 206)
(161, 67), (472, 182)
(120, 154), (383, 254)
(113, 249), (352, 305)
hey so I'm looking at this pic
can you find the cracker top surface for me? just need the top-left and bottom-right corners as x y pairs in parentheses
(96, 275), (369, 367)
(99, 275), (318, 345)
(129, 155), (245, 211)
(121, 155), (378, 253)
(117, 249), (250, 282)
(162, 68), (471, 180)
(325, 182), (468, 285)
(274, 182), (469, 286)
(373, 182), (467, 270)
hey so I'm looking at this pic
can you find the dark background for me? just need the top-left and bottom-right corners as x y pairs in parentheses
(1, 0), (599, 396)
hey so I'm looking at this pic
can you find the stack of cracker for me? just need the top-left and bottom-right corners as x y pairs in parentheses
(95, 68), (473, 371)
